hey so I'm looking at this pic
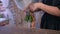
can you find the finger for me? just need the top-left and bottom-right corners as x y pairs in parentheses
(30, 5), (34, 10)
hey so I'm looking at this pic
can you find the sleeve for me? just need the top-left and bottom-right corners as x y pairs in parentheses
(54, 0), (60, 9)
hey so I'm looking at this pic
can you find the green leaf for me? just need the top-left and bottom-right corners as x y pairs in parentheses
(29, 15), (33, 22)
(24, 15), (29, 22)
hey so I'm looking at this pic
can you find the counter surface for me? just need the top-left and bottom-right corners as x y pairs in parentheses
(0, 25), (60, 34)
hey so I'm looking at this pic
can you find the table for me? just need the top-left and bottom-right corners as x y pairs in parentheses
(0, 25), (60, 34)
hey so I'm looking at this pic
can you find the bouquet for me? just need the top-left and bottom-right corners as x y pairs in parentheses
(24, 10), (33, 22)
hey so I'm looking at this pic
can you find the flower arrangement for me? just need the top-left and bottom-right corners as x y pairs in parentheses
(24, 10), (33, 22)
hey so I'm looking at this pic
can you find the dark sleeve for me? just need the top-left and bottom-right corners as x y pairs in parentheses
(42, 0), (60, 9)
(54, 0), (60, 9)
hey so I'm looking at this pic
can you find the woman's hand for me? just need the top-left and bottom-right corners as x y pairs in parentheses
(29, 3), (40, 12)
(23, 3), (41, 12)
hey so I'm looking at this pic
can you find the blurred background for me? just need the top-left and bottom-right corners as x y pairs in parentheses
(0, 0), (60, 34)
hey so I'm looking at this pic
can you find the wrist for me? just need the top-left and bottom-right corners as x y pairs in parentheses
(37, 3), (43, 9)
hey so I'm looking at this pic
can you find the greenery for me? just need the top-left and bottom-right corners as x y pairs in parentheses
(0, 14), (3, 18)
(24, 14), (33, 22)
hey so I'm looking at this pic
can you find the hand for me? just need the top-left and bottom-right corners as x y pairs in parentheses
(28, 3), (40, 12)
(23, 3), (40, 12)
